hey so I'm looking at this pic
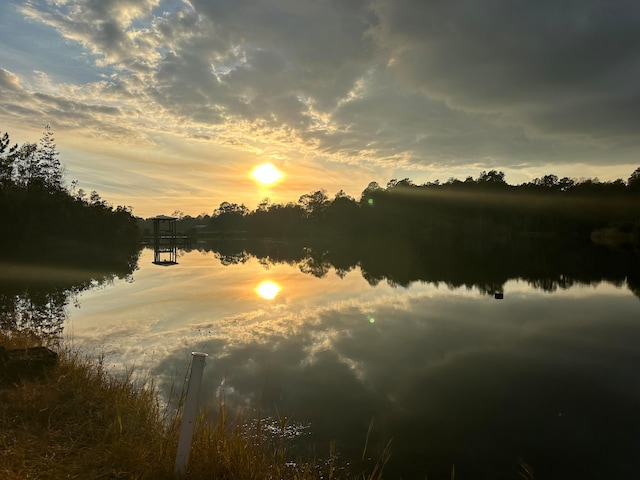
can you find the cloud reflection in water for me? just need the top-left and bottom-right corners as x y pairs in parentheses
(65, 248), (640, 479)
(255, 280), (281, 300)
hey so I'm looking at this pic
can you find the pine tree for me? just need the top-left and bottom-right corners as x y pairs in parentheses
(37, 124), (64, 192)
(0, 131), (18, 187)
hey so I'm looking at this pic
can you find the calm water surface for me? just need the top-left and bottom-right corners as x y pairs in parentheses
(65, 248), (640, 479)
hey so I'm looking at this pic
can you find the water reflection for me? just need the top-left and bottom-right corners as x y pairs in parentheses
(5, 241), (640, 479)
(255, 281), (281, 300)
(198, 237), (640, 299)
(57, 245), (640, 479)
(0, 257), (139, 340)
(157, 281), (640, 480)
(153, 244), (178, 266)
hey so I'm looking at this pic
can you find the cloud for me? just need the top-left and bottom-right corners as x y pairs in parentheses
(369, 0), (640, 142)
(0, 68), (24, 92)
(20, 0), (162, 72)
(189, 0), (377, 106)
(3, 0), (640, 212)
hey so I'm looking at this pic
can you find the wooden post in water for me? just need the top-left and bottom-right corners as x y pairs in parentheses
(174, 352), (208, 478)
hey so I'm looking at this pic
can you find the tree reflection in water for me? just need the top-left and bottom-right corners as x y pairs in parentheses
(0, 252), (140, 340)
(8, 240), (633, 479)
(200, 237), (640, 299)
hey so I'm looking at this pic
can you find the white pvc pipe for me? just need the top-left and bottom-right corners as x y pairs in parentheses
(174, 351), (209, 478)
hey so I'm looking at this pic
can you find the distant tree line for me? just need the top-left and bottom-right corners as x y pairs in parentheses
(172, 168), (640, 246)
(0, 127), (140, 265)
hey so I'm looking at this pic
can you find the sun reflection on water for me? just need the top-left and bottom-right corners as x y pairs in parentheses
(255, 280), (281, 300)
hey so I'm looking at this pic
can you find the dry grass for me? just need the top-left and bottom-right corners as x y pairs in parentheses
(0, 331), (389, 480)
(1, 337), (171, 478)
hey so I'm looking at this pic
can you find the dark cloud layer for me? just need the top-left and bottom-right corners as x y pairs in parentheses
(371, 0), (640, 139)
(3, 0), (640, 183)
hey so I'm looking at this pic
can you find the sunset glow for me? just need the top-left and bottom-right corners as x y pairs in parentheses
(0, 1), (639, 218)
(252, 164), (283, 185)
(255, 280), (281, 300)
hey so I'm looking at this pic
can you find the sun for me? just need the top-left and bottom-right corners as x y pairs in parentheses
(252, 163), (283, 185)
(255, 281), (281, 300)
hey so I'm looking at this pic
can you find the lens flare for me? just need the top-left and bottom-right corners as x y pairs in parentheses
(255, 280), (281, 300)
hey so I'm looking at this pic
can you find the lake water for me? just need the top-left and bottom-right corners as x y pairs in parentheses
(10, 245), (640, 479)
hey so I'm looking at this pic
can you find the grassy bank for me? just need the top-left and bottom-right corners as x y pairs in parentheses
(0, 332), (388, 480)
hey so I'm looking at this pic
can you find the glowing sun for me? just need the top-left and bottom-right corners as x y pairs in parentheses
(252, 163), (283, 185)
(255, 281), (281, 300)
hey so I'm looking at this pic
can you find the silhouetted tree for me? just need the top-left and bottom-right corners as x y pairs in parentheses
(628, 167), (640, 193)
(558, 176), (575, 192)
(359, 181), (383, 206)
(298, 190), (330, 218)
(0, 131), (18, 188)
(37, 125), (64, 192)
(386, 178), (414, 189)
(325, 191), (359, 235)
(13, 142), (39, 188)
(0, 128), (140, 263)
(477, 170), (507, 187)
(256, 197), (272, 212)
(210, 202), (249, 231)
(196, 167), (640, 248)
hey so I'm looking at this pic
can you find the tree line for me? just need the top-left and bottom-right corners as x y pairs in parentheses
(0, 127), (140, 265)
(172, 167), (640, 246)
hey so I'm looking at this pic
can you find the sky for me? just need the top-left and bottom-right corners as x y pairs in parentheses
(1, 0), (639, 218)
